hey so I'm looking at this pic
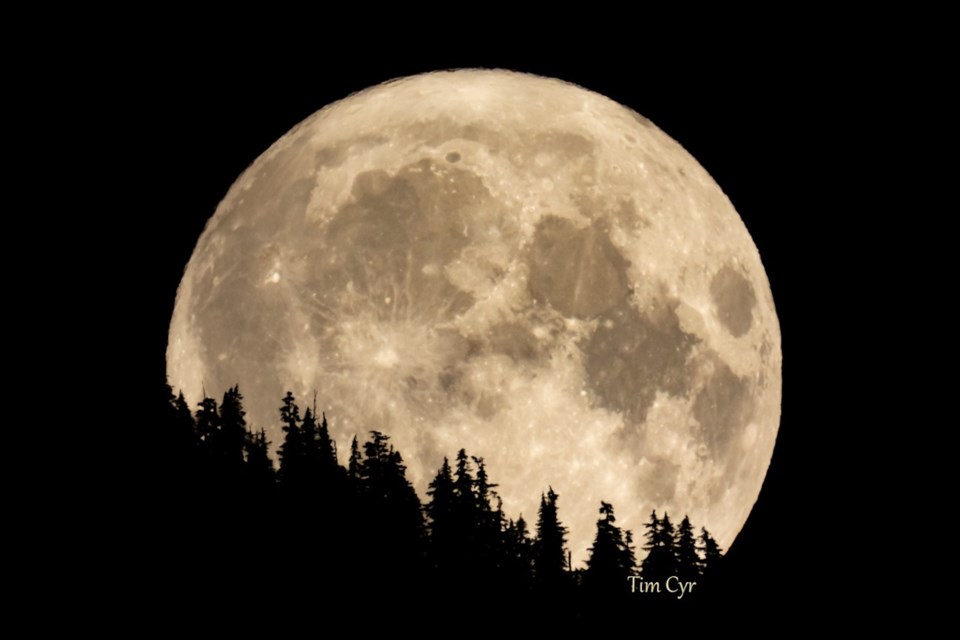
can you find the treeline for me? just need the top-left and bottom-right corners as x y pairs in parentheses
(154, 383), (723, 604)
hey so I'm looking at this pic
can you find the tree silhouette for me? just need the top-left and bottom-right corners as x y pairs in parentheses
(453, 449), (476, 509)
(357, 431), (426, 575)
(157, 381), (728, 608)
(426, 456), (456, 576)
(277, 392), (305, 489)
(317, 412), (338, 471)
(167, 387), (196, 458)
(641, 510), (678, 584)
(675, 515), (699, 582)
(217, 385), (248, 472)
(194, 395), (221, 454)
(300, 407), (321, 481)
(243, 428), (275, 493)
(347, 435), (361, 481)
(698, 527), (723, 577)
(534, 487), (568, 593)
(472, 456), (503, 580)
(584, 502), (636, 595)
(502, 515), (534, 593)
(450, 449), (481, 574)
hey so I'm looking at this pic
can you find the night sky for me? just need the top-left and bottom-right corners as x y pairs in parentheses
(121, 46), (848, 615)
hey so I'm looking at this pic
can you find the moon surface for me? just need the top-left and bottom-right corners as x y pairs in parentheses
(167, 70), (781, 565)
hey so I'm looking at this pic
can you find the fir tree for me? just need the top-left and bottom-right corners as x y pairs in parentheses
(347, 435), (361, 481)
(533, 487), (568, 592)
(660, 512), (678, 576)
(218, 385), (248, 469)
(318, 412), (337, 468)
(169, 388), (196, 454)
(641, 510), (677, 584)
(450, 449), (480, 566)
(500, 514), (533, 593)
(194, 395), (220, 462)
(453, 449), (475, 508)
(472, 456), (501, 574)
(584, 502), (635, 595)
(698, 527), (723, 576)
(675, 516), (699, 581)
(277, 392), (304, 488)
(300, 406), (320, 477)
(426, 457), (456, 574)
(358, 431), (426, 573)
(244, 428), (275, 490)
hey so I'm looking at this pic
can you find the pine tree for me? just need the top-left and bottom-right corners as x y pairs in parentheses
(641, 510), (659, 571)
(675, 516), (699, 582)
(624, 529), (637, 575)
(300, 406), (320, 475)
(450, 449), (480, 567)
(279, 391), (300, 430)
(169, 389), (196, 454)
(513, 515), (533, 575)
(584, 502), (635, 595)
(318, 412), (337, 468)
(698, 527), (723, 577)
(500, 514), (533, 593)
(426, 457), (456, 574)
(195, 397), (224, 488)
(426, 458), (455, 530)
(244, 428), (275, 490)
(347, 435), (362, 481)
(277, 392), (304, 488)
(473, 456), (495, 515)
(194, 395), (220, 459)
(299, 407), (330, 490)
(533, 487), (568, 592)
(358, 431), (425, 574)
(641, 510), (677, 584)
(159, 383), (198, 497)
(659, 512), (678, 577)
(361, 431), (391, 488)
(218, 385), (248, 469)
(472, 456), (501, 574)
(453, 449), (475, 508)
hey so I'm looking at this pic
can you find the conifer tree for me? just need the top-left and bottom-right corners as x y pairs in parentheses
(318, 412), (336, 468)
(472, 456), (501, 573)
(359, 431), (425, 572)
(426, 457), (456, 573)
(347, 435), (362, 481)
(453, 449), (475, 508)
(533, 487), (568, 591)
(675, 516), (699, 581)
(641, 510), (676, 584)
(168, 388), (196, 454)
(277, 392), (304, 488)
(660, 512), (678, 576)
(243, 428), (275, 490)
(218, 385), (248, 469)
(194, 396), (220, 459)
(584, 502), (635, 594)
(698, 527), (723, 576)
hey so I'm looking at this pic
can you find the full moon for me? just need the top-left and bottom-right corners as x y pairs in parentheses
(167, 70), (781, 564)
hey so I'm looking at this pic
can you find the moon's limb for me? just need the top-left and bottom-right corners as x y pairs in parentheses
(168, 70), (782, 565)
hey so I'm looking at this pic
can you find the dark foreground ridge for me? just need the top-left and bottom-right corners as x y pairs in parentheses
(141, 382), (732, 622)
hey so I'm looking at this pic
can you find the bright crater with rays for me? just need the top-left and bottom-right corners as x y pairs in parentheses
(168, 70), (782, 565)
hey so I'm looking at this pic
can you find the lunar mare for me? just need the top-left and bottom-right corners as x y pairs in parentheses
(168, 70), (781, 565)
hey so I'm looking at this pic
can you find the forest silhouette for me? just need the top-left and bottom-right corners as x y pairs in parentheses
(150, 382), (726, 617)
